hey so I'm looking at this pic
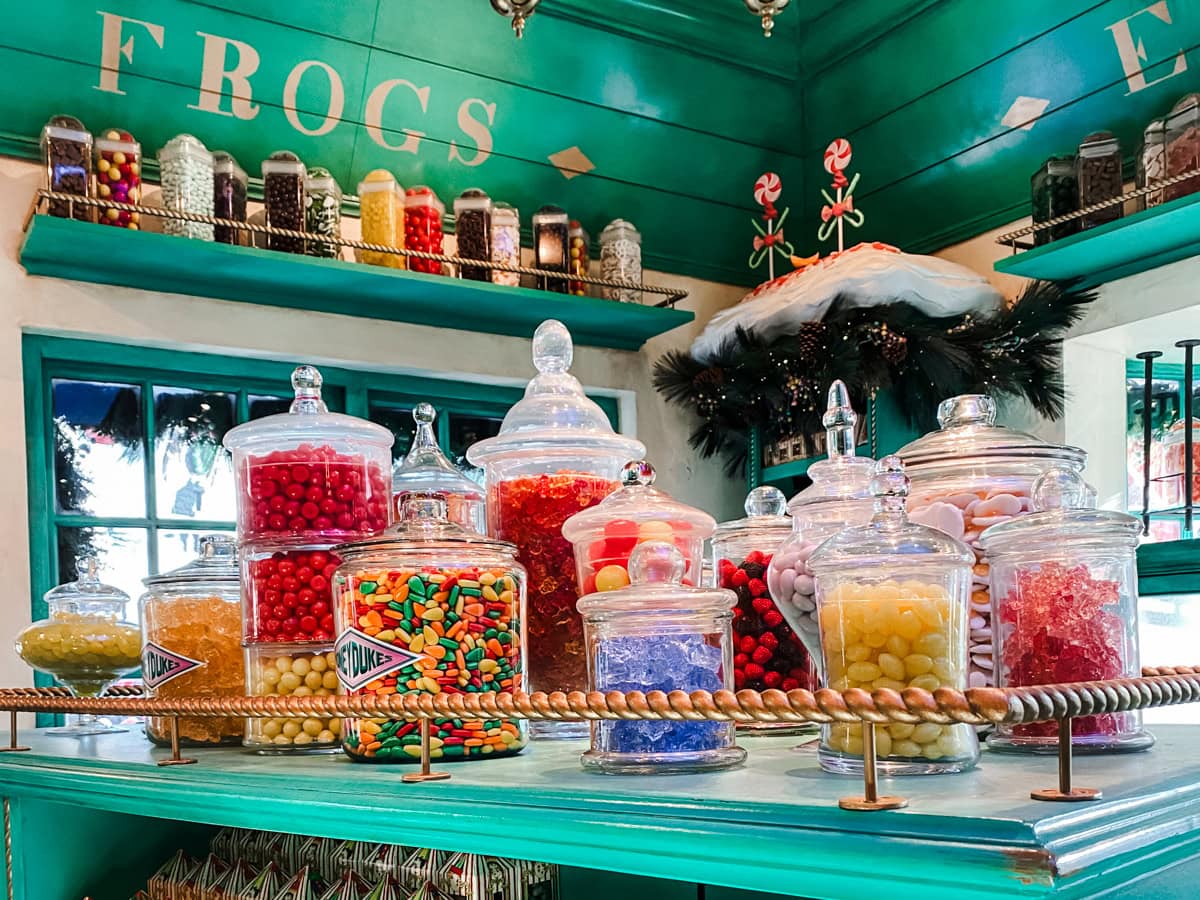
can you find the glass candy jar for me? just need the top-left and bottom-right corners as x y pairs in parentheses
(139, 534), (245, 746)
(713, 486), (817, 725)
(15, 559), (141, 736)
(979, 469), (1154, 754)
(1165, 92), (1200, 202)
(454, 188), (492, 280)
(491, 202), (521, 286)
(600, 219), (642, 303)
(332, 495), (527, 762)
(1137, 119), (1167, 210)
(159, 133), (215, 240)
(263, 151), (307, 253)
(392, 403), (485, 533)
(244, 643), (342, 753)
(358, 170), (405, 268)
(404, 186), (445, 274)
(40, 114), (92, 221)
(1076, 131), (1123, 229)
(577, 542), (744, 774)
(532, 206), (569, 292)
(1031, 155), (1079, 246)
(567, 220), (589, 296)
(94, 127), (141, 228)
(305, 167), (342, 259)
(466, 320), (643, 737)
(766, 381), (875, 674)
(213, 151), (248, 245)
(897, 394), (1086, 689)
(809, 457), (979, 776)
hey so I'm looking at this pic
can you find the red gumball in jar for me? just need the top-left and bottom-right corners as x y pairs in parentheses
(242, 545), (341, 644)
(404, 186), (445, 275)
(94, 127), (141, 228)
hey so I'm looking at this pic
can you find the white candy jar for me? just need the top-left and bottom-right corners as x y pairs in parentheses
(809, 456), (979, 776)
(392, 403), (486, 534)
(897, 394), (1086, 688)
(577, 542), (744, 774)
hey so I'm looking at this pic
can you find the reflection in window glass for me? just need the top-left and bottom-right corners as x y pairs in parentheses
(448, 414), (502, 485)
(56, 526), (149, 621)
(154, 387), (236, 521)
(369, 403), (417, 463)
(248, 395), (291, 420)
(1140, 592), (1200, 724)
(52, 379), (145, 518)
(158, 528), (235, 576)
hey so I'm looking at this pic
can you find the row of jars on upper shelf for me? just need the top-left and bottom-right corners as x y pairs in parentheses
(38, 115), (644, 301)
(1031, 91), (1200, 246)
(15, 320), (1152, 777)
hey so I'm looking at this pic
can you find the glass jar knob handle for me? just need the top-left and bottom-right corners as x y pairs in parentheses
(289, 364), (328, 415)
(870, 455), (910, 525)
(75, 557), (100, 585)
(936, 394), (996, 429)
(532, 319), (573, 374)
(745, 485), (786, 517)
(628, 541), (685, 585)
(1032, 467), (1092, 512)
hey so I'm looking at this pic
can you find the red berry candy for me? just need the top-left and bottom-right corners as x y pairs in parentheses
(246, 547), (342, 643)
(751, 646), (773, 664)
(747, 578), (767, 597)
(730, 569), (749, 587)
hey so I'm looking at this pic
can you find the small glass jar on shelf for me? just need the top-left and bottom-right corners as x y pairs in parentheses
(568, 220), (589, 296)
(94, 127), (141, 229)
(1030, 155), (1080, 246)
(1076, 131), (1123, 229)
(490, 202), (521, 286)
(40, 114), (92, 221)
(332, 494), (528, 763)
(305, 167), (342, 259)
(532, 206), (569, 293)
(139, 534), (245, 747)
(1137, 119), (1167, 210)
(404, 186), (445, 274)
(212, 151), (248, 245)
(808, 456), (980, 776)
(392, 403), (486, 534)
(358, 170), (405, 268)
(244, 644), (343, 753)
(454, 188), (492, 281)
(599, 219), (642, 303)
(159, 133), (215, 240)
(577, 542), (745, 774)
(263, 151), (307, 254)
(1164, 93), (1200, 202)
(978, 469), (1155, 754)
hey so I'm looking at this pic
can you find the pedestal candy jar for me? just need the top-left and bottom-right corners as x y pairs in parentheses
(15, 559), (141, 736)
(979, 469), (1155, 754)
(392, 403), (485, 534)
(139, 534), (245, 747)
(466, 320), (643, 738)
(897, 394), (1086, 689)
(333, 494), (527, 762)
(577, 542), (744, 774)
(766, 381), (875, 674)
(808, 456), (979, 776)
(712, 486), (817, 726)
(562, 459), (715, 595)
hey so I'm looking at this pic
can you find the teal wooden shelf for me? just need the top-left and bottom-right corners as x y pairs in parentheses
(761, 454), (825, 484)
(18, 216), (693, 352)
(994, 191), (1200, 288)
(4, 728), (1200, 897)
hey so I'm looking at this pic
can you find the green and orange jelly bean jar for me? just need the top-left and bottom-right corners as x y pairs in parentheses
(332, 493), (528, 762)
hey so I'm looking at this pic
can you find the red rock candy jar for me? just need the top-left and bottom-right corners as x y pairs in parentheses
(404, 186), (445, 275)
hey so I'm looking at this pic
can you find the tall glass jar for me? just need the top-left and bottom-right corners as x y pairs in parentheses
(1031, 155), (1079, 246)
(305, 167), (343, 259)
(466, 320), (644, 738)
(578, 542), (744, 774)
(404, 186), (445, 274)
(979, 469), (1155, 754)
(1165, 93), (1200, 202)
(712, 486), (818, 726)
(1137, 119), (1167, 210)
(159, 134), (214, 240)
(358, 170), (405, 269)
(599, 219), (642, 303)
(1076, 131), (1123, 229)
(94, 127), (141, 229)
(896, 395), (1086, 688)
(263, 151), (307, 254)
(392, 403), (485, 533)
(333, 494), (528, 763)
(532, 206), (569, 293)
(454, 188), (492, 281)
(766, 381), (875, 674)
(809, 456), (979, 776)
(139, 534), (245, 747)
(567, 220), (589, 296)
(40, 115), (92, 221)
(213, 151), (248, 245)
(491, 202), (521, 286)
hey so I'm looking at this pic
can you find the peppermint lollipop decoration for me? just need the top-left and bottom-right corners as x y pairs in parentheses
(750, 171), (795, 281)
(818, 138), (866, 252)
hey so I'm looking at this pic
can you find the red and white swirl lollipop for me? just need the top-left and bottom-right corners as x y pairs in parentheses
(754, 171), (782, 206)
(823, 139), (852, 174)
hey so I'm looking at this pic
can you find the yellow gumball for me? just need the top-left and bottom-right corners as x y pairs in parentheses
(636, 520), (674, 543)
(594, 565), (630, 592)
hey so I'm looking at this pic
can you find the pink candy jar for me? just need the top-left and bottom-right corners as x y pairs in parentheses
(896, 395), (1086, 688)
(978, 469), (1154, 754)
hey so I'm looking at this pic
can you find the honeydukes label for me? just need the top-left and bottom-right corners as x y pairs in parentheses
(335, 628), (427, 691)
(141, 641), (204, 689)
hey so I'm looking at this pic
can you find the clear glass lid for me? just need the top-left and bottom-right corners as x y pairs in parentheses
(561, 460), (717, 542)
(222, 365), (394, 454)
(713, 485), (789, 543)
(393, 403), (484, 500)
(808, 456), (974, 573)
(978, 468), (1140, 553)
(141, 534), (239, 590)
(335, 494), (514, 559)
(465, 320), (645, 464)
(576, 542), (735, 615)
(788, 380), (874, 510)
(44, 558), (130, 614)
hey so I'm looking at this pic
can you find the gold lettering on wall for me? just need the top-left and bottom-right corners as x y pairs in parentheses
(364, 79), (431, 154)
(94, 11), (165, 96)
(188, 32), (261, 120)
(284, 60), (345, 137)
(448, 98), (496, 167)
(1107, 0), (1188, 95)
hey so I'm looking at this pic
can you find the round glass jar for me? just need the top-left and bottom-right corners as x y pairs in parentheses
(577, 542), (744, 774)
(713, 486), (817, 729)
(40, 114), (92, 221)
(332, 495), (528, 763)
(466, 320), (643, 738)
(140, 534), (245, 746)
(244, 643), (342, 753)
(809, 456), (979, 776)
(896, 394), (1086, 689)
(979, 469), (1154, 754)
(392, 403), (485, 533)
(223, 365), (393, 544)
(15, 559), (141, 736)
(358, 170), (405, 269)
(94, 126), (141, 229)
(562, 459), (715, 595)
(766, 381), (875, 674)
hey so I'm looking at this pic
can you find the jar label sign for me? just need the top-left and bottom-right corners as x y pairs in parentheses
(141, 641), (205, 689)
(335, 628), (427, 691)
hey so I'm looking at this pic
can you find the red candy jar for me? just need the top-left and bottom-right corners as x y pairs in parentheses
(562, 459), (715, 595)
(94, 127), (141, 228)
(404, 186), (445, 275)
(466, 320), (643, 738)
(241, 544), (341, 644)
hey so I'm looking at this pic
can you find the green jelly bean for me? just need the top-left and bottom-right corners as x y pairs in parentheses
(449, 586), (461, 605)
(439, 637), (458, 650)
(408, 576), (427, 597)
(498, 633), (512, 644)
(401, 735), (421, 746)
(466, 648), (485, 662)
(484, 628), (498, 639)
(461, 587), (481, 597)
(443, 745), (465, 757)
(359, 581), (378, 595)
(382, 737), (401, 749)
(388, 600), (404, 612)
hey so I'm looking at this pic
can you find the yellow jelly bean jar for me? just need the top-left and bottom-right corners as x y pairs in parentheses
(808, 455), (980, 776)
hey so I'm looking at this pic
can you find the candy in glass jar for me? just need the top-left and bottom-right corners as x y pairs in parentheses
(240, 542), (342, 644)
(532, 206), (569, 293)
(15, 559), (141, 736)
(358, 170), (406, 268)
(809, 456), (979, 775)
(1076, 131), (1123, 230)
(454, 188), (492, 281)
(305, 167), (343, 259)
(599, 219), (642, 303)
(712, 486), (817, 729)
(1030, 155), (1079, 246)
(263, 151), (307, 254)
(332, 494), (527, 762)
(159, 133), (215, 240)
(568, 220), (589, 296)
(40, 114), (92, 221)
(94, 127), (141, 229)
(404, 186), (445, 274)
(1164, 93), (1200, 203)
(244, 644), (343, 752)
(1137, 119), (1167, 210)
(213, 151), (248, 245)
(140, 534), (245, 746)
(979, 469), (1154, 753)
(490, 202), (521, 286)
(392, 403), (486, 533)
(577, 542), (744, 773)
(467, 320), (643, 738)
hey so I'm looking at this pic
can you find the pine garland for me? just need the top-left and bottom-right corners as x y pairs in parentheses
(653, 280), (1095, 474)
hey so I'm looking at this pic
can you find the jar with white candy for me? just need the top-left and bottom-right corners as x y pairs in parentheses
(896, 395), (1086, 689)
(600, 218), (642, 303)
(766, 380), (875, 676)
(158, 133), (215, 240)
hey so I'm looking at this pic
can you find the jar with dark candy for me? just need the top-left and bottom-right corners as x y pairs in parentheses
(533, 206), (569, 293)
(213, 151), (248, 245)
(1164, 93), (1200, 203)
(1076, 131), (1123, 229)
(453, 188), (492, 281)
(263, 151), (307, 254)
(40, 115), (92, 221)
(1030, 156), (1079, 246)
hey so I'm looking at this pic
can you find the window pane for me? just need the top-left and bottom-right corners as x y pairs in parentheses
(153, 386), (236, 521)
(1141, 592), (1200, 724)
(157, 528), (235, 576)
(56, 526), (149, 621)
(249, 394), (290, 420)
(52, 379), (145, 517)
(447, 414), (502, 484)
(368, 403), (417, 462)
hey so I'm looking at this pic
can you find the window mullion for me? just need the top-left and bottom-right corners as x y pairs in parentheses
(143, 379), (159, 575)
